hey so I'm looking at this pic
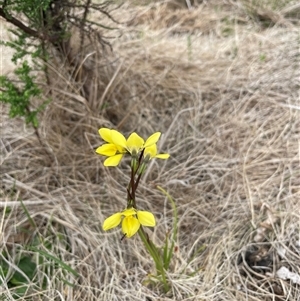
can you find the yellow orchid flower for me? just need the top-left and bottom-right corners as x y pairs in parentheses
(95, 128), (127, 166)
(111, 130), (161, 155)
(96, 128), (163, 166)
(144, 144), (170, 160)
(102, 207), (156, 238)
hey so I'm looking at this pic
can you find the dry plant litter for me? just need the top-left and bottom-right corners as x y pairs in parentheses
(1, 0), (300, 300)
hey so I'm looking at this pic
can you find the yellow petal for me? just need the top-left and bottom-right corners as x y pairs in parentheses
(122, 215), (140, 238)
(126, 133), (144, 153)
(144, 132), (161, 148)
(104, 154), (124, 166)
(95, 144), (117, 156)
(137, 211), (156, 227)
(116, 145), (126, 153)
(99, 128), (113, 143)
(144, 144), (157, 158)
(111, 130), (127, 149)
(103, 212), (122, 231)
(155, 153), (170, 159)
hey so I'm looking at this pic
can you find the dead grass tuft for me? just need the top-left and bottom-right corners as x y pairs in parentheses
(1, 0), (299, 300)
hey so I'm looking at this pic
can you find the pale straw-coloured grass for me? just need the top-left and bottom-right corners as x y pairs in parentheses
(1, 1), (299, 300)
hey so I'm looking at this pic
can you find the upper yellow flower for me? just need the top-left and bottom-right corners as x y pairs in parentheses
(110, 130), (161, 155)
(96, 128), (164, 166)
(102, 207), (156, 238)
(144, 144), (170, 160)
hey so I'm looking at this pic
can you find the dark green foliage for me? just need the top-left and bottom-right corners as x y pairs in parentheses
(0, 0), (54, 128)
(0, 61), (48, 127)
(0, 0), (116, 128)
(0, 255), (37, 298)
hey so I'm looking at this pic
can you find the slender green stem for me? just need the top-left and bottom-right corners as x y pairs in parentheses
(129, 151), (144, 208)
(134, 172), (143, 191)
(138, 227), (169, 292)
(128, 153), (170, 292)
(138, 227), (160, 269)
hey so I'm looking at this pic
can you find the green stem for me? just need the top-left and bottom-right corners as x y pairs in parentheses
(128, 152), (143, 208)
(138, 227), (169, 292)
(129, 153), (170, 292)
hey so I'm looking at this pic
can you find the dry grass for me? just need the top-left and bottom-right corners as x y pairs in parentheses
(1, 0), (300, 300)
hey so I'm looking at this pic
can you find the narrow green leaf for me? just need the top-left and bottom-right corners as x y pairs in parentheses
(29, 247), (79, 277)
(157, 186), (178, 270)
(19, 199), (37, 229)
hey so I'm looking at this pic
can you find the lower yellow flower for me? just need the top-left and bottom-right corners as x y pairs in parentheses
(102, 207), (156, 238)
